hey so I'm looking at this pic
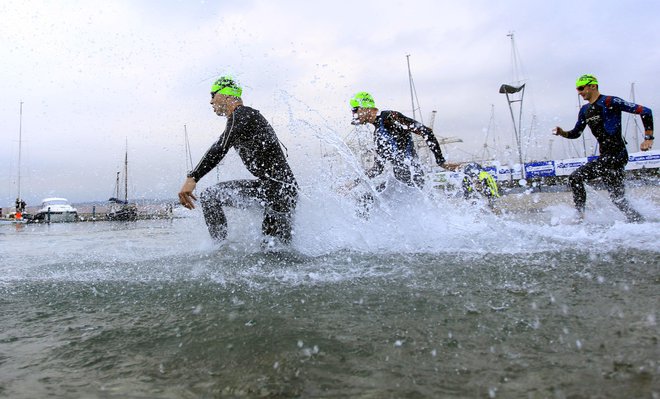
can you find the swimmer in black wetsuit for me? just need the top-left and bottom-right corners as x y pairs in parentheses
(178, 76), (297, 244)
(554, 74), (654, 222)
(349, 91), (452, 188)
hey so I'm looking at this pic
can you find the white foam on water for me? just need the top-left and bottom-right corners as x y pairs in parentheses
(2, 169), (658, 287)
(291, 172), (659, 257)
(272, 92), (659, 257)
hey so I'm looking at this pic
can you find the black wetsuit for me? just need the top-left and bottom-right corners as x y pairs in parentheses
(565, 94), (653, 221)
(367, 110), (446, 188)
(189, 105), (297, 242)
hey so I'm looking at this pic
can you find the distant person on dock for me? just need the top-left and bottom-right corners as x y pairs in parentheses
(349, 91), (457, 189)
(554, 74), (653, 222)
(178, 76), (298, 246)
(15, 198), (26, 213)
(14, 198), (26, 220)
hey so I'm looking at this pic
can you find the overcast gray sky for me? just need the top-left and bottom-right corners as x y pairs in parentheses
(2, 0), (659, 204)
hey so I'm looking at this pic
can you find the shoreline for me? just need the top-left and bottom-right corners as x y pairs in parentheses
(496, 184), (660, 213)
(2, 183), (658, 222)
(1, 202), (179, 222)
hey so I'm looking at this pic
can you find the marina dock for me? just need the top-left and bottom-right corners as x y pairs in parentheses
(1, 202), (180, 223)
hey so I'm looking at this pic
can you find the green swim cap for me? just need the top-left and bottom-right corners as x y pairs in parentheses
(211, 76), (242, 98)
(350, 92), (376, 109)
(576, 74), (598, 88)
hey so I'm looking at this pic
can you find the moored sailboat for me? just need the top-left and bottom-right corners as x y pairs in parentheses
(4, 102), (29, 223)
(107, 143), (138, 221)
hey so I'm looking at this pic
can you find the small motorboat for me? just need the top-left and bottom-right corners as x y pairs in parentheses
(32, 198), (78, 223)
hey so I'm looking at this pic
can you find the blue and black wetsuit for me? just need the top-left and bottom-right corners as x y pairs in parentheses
(565, 94), (652, 221)
(367, 110), (446, 188)
(189, 105), (298, 242)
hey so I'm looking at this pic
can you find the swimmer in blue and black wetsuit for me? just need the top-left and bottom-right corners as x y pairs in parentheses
(349, 91), (452, 188)
(178, 76), (298, 245)
(554, 74), (654, 222)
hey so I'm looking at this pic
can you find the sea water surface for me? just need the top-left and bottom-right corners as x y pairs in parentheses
(1, 184), (659, 398)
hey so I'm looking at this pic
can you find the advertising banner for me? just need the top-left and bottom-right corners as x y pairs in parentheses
(554, 157), (589, 176)
(524, 160), (556, 178)
(626, 150), (660, 170)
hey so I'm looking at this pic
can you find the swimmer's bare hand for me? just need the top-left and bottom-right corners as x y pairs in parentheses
(178, 178), (198, 209)
(553, 127), (568, 138)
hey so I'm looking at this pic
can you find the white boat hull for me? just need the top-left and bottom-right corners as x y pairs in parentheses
(32, 198), (78, 223)
(33, 211), (78, 223)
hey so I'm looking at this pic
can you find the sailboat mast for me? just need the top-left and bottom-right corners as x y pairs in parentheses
(406, 55), (423, 124)
(17, 101), (23, 202)
(428, 110), (437, 130)
(184, 124), (193, 171)
(115, 172), (120, 199)
(629, 83), (641, 151)
(508, 32), (521, 85)
(124, 144), (128, 203)
(481, 104), (497, 161)
(406, 55), (416, 120)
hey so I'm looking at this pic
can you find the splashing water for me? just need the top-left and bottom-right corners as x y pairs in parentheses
(1, 97), (658, 398)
